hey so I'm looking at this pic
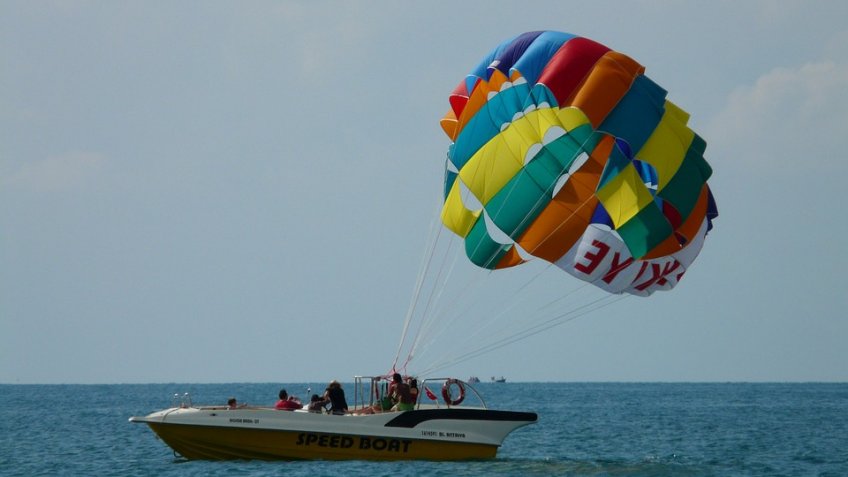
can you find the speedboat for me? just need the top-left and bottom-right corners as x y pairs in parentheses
(130, 376), (536, 460)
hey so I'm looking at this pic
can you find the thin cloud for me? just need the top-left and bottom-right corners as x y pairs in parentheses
(5, 152), (106, 192)
(706, 60), (848, 167)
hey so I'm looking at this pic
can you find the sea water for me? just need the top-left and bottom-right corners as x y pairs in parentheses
(1, 383), (845, 476)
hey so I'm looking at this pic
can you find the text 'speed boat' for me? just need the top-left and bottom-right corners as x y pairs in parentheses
(130, 376), (536, 460)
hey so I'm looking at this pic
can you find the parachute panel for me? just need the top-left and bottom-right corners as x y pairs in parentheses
(597, 75), (667, 154)
(464, 215), (525, 270)
(509, 31), (576, 83)
(441, 178), (480, 238)
(635, 101), (695, 191)
(567, 51), (644, 127)
(657, 138), (712, 220)
(536, 37), (610, 105)
(516, 134), (611, 262)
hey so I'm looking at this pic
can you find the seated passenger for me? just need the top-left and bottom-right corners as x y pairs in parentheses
(274, 389), (302, 410)
(307, 394), (325, 413)
(408, 378), (419, 402)
(390, 373), (415, 411)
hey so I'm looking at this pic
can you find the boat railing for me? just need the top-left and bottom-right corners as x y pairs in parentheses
(351, 375), (486, 411)
(352, 375), (385, 411)
(419, 377), (487, 409)
(172, 392), (192, 409)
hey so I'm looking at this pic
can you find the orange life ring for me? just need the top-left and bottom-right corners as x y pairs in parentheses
(441, 379), (465, 406)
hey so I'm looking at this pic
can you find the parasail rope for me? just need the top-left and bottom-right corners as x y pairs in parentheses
(399, 228), (461, 371)
(391, 194), (446, 372)
(418, 292), (629, 376)
(416, 237), (648, 375)
(399, 181), (600, 376)
(414, 241), (644, 375)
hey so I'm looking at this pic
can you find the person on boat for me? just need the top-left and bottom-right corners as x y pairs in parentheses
(408, 378), (419, 402)
(387, 373), (400, 398)
(227, 397), (238, 409)
(390, 373), (415, 411)
(322, 380), (349, 415)
(307, 394), (325, 413)
(274, 389), (302, 411)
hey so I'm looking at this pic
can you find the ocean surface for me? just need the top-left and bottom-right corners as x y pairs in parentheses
(1, 382), (845, 476)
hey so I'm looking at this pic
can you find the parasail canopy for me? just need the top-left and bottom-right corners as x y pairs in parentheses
(439, 30), (717, 297)
(391, 31), (720, 376)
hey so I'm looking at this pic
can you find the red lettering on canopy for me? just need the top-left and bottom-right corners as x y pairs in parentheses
(634, 260), (682, 291)
(602, 252), (634, 284)
(633, 261), (650, 281)
(574, 240), (610, 275)
(655, 260), (682, 286)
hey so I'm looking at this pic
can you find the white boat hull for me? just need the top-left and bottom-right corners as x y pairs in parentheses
(131, 404), (537, 460)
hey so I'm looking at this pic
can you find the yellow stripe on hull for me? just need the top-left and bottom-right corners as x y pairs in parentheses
(147, 422), (499, 461)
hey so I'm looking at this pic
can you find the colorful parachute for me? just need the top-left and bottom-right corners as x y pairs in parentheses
(439, 31), (718, 296)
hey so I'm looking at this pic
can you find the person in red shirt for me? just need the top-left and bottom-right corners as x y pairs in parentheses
(274, 389), (302, 410)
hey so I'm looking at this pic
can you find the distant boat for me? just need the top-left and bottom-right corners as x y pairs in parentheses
(491, 376), (506, 383)
(468, 376), (480, 384)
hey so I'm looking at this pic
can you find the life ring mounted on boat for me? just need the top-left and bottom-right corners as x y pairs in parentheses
(441, 379), (465, 406)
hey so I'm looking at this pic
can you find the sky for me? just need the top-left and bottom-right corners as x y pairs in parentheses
(2, 1), (847, 384)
